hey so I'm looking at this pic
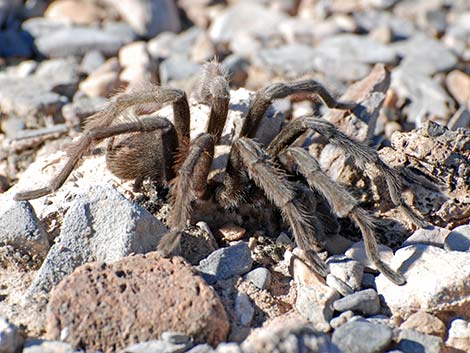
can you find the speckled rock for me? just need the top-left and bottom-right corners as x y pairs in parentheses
(46, 253), (229, 352)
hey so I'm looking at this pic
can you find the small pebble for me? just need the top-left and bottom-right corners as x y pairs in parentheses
(218, 224), (247, 242)
(396, 329), (443, 353)
(444, 224), (470, 252)
(243, 267), (271, 290)
(332, 321), (393, 353)
(333, 289), (381, 316)
(326, 274), (354, 296)
(330, 310), (354, 329)
(234, 292), (254, 326)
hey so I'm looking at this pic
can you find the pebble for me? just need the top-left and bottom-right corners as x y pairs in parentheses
(326, 274), (354, 296)
(218, 224), (246, 242)
(446, 319), (470, 352)
(444, 224), (470, 251)
(446, 70), (470, 106)
(0, 317), (23, 353)
(243, 267), (271, 290)
(121, 337), (193, 353)
(35, 57), (81, 97)
(196, 242), (253, 284)
(332, 321), (393, 353)
(61, 95), (107, 128)
(400, 311), (446, 338)
(22, 339), (79, 353)
(107, 0), (181, 39)
(333, 288), (381, 316)
(330, 310), (355, 329)
(326, 255), (364, 291)
(234, 292), (255, 326)
(159, 55), (201, 84)
(78, 57), (121, 97)
(448, 107), (470, 130)
(186, 344), (215, 353)
(221, 55), (249, 88)
(395, 329), (443, 353)
(80, 50), (105, 75)
(402, 226), (450, 248)
(27, 185), (167, 294)
(44, 0), (106, 25)
(147, 27), (202, 59)
(0, 199), (50, 259)
(345, 241), (394, 272)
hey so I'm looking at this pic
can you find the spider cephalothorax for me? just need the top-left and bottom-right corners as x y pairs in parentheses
(14, 63), (427, 285)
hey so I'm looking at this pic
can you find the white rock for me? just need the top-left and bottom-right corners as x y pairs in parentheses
(446, 319), (470, 352)
(345, 241), (394, 272)
(376, 245), (470, 322)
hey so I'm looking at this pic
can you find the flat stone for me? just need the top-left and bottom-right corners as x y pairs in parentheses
(444, 224), (470, 251)
(243, 267), (271, 290)
(333, 289), (381, 316)
(400, 311), (446, 338)
(107, 0), (181, 39)
(0, 317), (24, 353)
(34, 22), (136, 58)
(402, 226), (450, 248)
(46, 254), (229, 352)
(27, 185), (167, 295)
(196, 242), (253, 284)
(376, 245), (470, 323)
(446, 319), (470, 352)
(326, 255), (364, 291)
(396, 329), (443, 353)
(120, 338), (192, 353)
(332, 321), (393, 353)
(0, 200), (50, 259)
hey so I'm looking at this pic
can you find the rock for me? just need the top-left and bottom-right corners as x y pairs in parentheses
(376, 245), (470, 323)
(361, 273), (377, 290)
(445, 224), (470, 251)
(44, 0), (106, 25)
(35, 57), (81, 97)
(79, 57), (122, 97)
(333, 289), (381, 316)
(332, 321), (393, 353)
(0, 200), (49, 259)
(326, 274), (354, 296)
(22, 17), (68, 38)
(234, 292), (254, 326)
(221, 55), (249, 88)
(159, 55), (201, 85)
(395, 329), (443, 353)
(148, 27), (202, 60)
(326, 255), (364, 291)
(190, 32), (216, 63)
(353, 11), (416, 40)
(448, 107), (470, 130)
(215, 343), (243, 353)
(80, 50), (105, 75)
(400, 311), (446, 339)
(218, 224), (246, 242)
(196, 242), (253, 284)
(106, 0), (180, 39)
(446, 70), (470, 106)
(390, 33), (457, 75)
(345, 241), (394, 272)
(316, 33), (398, 64)
(446, 319), (470, 352)
(402, 226), (450, 248)
(0, 317), (23, 353)
(61, 96), (107, 128)
(0, 30), (34, 58)
(186, 344), (214, 353)
(330, 310), (355, 329)
(119, 41), (151, 68)
(46, 254), (229, 352)
(209, 2), (287, 44)
(22, 339), (79, 353)
(34, 22), (136, 58)
(120, 333), (194, 353)
(27, 185), (167, 295)
(243, 267), (271, 290)
(241, 321), (340, 353)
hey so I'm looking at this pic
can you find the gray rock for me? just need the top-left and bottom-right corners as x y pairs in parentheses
(295, 284), (339, 332)
(22, 339), (79, 353)
(186, 344), (214, 353)
(148, 27), (202, 59)
(445, 225), (470, 251)
(197, 242), (253, 284)
(159, 55), (201, 84)
(316, 34), (398, 64)
(61, 96), (107, 128)
(390, 33), (457, 75)
(326, 274), (354, 296)
(244, 267), (271, 290)
(330, 310), (355, 329)
(396, 329), (443, 353)
(22, 17), (69, 38)
(333, 289), (381, 316)
(332, 321), (393, 353)
(34, 22), (136, 58)
(209, 2), (287, 44)
(120, 339), (192, 353)
(107, 0), (180, 39)
(234, 292), (254, 326)
(0, 317), (23, 353)
(327, 255), (364, 291)
(448, 108), (470, 130)
(0, 200), (49, 258)
(402, 226), (449, 248)
(80, 50), (105, 75)
(0, 30), (34, 58)
(160, 332), (191, 345)
(35, 57), (81, 97)
(221, 55), (249, 87)
(1, 117), (25, 138)
(361, 273), (377, 290)
(353, 11), (416, 39)
(27, 185), (167, 294)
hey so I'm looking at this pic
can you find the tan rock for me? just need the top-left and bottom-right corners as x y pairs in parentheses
(446, 70), (470, 106)
(46, 253), (229, 352)
(79, 58), (122, 97)
(400, 311), (446, 338)
(219, 223), (247, 241)
(45, 0), (106, 25)
(118, 41), (151, 68)
(376, 245), (470, 324)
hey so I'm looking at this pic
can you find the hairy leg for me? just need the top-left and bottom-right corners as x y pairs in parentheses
(157, 133), (215, 256)
(268, 116), (427, 228)
(284, 147), (406, 285)
(14, 117), (174, 200)
(230, 137), (329, 277)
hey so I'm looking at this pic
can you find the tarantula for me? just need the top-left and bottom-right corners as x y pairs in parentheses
(14, 63), (426, 285)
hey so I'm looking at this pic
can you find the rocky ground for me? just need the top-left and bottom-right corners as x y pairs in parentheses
(0, 0), (470, 353)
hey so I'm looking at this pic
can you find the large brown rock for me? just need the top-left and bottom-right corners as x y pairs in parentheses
(46, 253), (229, 352)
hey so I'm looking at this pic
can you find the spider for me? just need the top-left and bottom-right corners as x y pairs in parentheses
(14, 63), (427, 286)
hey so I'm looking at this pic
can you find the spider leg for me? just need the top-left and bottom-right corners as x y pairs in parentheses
(14, 117), (174, 201)
(157, 133), (215, 257)
(283, 147), (406, 285)
(240, 80), (356, 139)
(231, 137), (329, 277)
(267, 116), (427, 228)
